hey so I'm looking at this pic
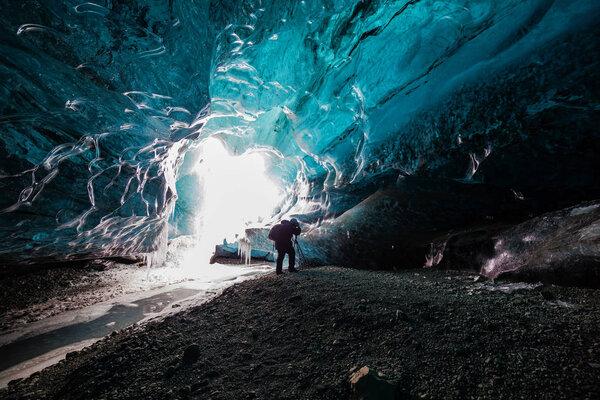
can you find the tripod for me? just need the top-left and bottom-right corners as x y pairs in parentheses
(294, 238), (307, 267)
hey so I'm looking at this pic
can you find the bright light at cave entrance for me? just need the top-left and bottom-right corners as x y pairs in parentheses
(193, 137), (282, 257)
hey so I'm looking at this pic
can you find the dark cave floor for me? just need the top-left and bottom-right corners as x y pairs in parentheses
(2, 266), (599, 399)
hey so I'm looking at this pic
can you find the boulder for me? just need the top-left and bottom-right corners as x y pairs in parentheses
(481, 201), (600, 287)
(437, 200), (600, 288)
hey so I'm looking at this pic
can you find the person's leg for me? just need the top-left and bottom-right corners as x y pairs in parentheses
(276, 247), (285, 274)
(288, 245), (297, 272)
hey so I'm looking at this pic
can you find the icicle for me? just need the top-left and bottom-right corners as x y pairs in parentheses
(424, 241), (446, 268)
(237, 237), (252, 265)
(144, 221), (169, 275)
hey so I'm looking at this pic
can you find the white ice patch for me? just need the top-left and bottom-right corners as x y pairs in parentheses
(553, 300), (580, 308)
(522, 235), (536, 243)
(474, 281), (542, 294)
(570, 204), (599, 216)
(578, 222), (600, 240)
(482, 250), (512, 276)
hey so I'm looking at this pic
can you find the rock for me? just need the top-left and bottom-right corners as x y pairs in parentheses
(182, 343), (202, 365)
(163, 365), (177, 379)
(179, 385), (191, 396)
(191, 380), (209, 392)
(289, 294), (302, 302)
(349, 366), (399, 400)
(395, 310), (409, 321)
(8, 378), (23, 386)
(437, 200), (600, 288)
(485, 201), (600, 288)
(540, 287), (557, 301)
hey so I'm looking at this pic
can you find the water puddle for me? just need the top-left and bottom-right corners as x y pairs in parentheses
(0, 288), (198, 374)
(0, 288), (200, 387)
(0, 262), (273, 387)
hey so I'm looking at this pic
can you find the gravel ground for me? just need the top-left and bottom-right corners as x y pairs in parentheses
(0, 263), (118, 335)
(2, 266), (599, 399)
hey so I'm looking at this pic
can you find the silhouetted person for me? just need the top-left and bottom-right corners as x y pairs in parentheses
(268, 218), (301, 274)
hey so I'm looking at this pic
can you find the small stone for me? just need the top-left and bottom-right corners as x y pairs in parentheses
(180, 386), (192, 396)
(163, 365), (177, 379)
(182, 343), (202, 365)
(540, 288), (557, 301)
(395, 310), (408, 321)
(289, 294), (302, 302)
(349, 366), (398, 400)
(191, 380), (209, 392)
(7, 378), (23, 386)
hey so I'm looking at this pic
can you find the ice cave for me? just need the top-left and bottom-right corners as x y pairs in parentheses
(0, 1), (599, 399)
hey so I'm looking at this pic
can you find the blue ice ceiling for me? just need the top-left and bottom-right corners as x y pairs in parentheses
(0, 0), (599, 264)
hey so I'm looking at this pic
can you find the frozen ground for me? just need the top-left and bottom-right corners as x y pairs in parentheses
(0, 237), (275, 387)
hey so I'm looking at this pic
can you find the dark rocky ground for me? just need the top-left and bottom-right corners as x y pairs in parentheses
(0, 263), (114, 334)
(2, 266), (599, 399)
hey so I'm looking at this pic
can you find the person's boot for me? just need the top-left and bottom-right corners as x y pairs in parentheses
(288, 266), (298, 273)
(276, 268), (283, 275)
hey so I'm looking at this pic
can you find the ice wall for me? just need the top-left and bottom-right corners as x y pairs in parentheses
(204, 0), (600, 197)
(0, 0), (217, 263)
(1, 0), (599, 265)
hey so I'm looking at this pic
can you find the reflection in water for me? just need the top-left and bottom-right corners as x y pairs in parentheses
(0, 288), (198, 372)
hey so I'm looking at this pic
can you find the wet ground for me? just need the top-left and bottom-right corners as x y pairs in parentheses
(0, 260), (273, 387)
(2, 266), (599, 399)
(0, 288), (199, 373)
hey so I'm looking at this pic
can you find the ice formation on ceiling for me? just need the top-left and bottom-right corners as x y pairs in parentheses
(0, 0), (598, 264)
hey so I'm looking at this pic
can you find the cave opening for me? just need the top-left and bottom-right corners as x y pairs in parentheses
(173, 136), (285, 268)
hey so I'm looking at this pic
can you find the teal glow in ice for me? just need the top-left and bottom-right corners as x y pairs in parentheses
(0, 0), (599, 264)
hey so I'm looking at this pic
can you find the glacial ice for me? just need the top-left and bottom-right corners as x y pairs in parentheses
(0, 0), (599, 270)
